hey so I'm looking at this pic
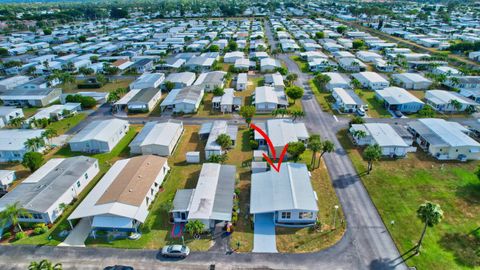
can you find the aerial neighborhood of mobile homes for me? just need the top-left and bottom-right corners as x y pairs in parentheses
(0, 1), (479, 268)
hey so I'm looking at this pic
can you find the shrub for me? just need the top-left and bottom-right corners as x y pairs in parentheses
(33, 227), (45, 235)
(15, 232), (26, 240)
(249, 140), (259, 150)
(2, 232), (11, 240)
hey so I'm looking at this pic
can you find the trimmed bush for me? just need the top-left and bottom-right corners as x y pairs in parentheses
(15, 232), (26, 240)
(249, 140), (259, 150)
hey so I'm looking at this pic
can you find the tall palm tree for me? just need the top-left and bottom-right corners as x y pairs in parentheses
(307, 135), (322, 169)
(24, 138), (38, 152)
(319, 140), (335, 161)
(0, 202), (32, 232)
(416, 202), (444, 254)
(42, 128), (57, 145)
(28, 259), (62, 270)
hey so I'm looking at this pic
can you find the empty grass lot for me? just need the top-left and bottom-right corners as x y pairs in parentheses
(61, 79), (133, 94)
(47, 113), (87, 134)
(337, 130), (480, 270)
(84, 125), (212, 250)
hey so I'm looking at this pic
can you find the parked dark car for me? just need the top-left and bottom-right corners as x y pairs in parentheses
(104, 265), (134, 270)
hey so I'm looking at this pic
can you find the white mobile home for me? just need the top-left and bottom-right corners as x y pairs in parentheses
(392, 73), (432, 90)
(171, 163), (236, 230)
(129, 120), (183, 156)
(408, 118), (480, 161)
(0, 156), (99, 224)
(425, 90), (478, 112)
(0, 129), (46, 162)
(350, 123), (412, 157)
(352, 72), (389, 90)
(69, 119), (129, 153)
(68, 155), (170, 232)
(250, 163), (318, 227)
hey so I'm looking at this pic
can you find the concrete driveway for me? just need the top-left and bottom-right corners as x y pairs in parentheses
(58, 218), (91, 247)
(253, 213), (277, 253)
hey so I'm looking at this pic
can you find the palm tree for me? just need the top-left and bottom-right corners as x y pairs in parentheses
(28, 259), (62, 270)
(307, 135), (322, 169)
(24, 138), (38, 152)
(0, 202), (32, 232)
(415, 202), (444, 254)
(9, 117), (25, 128)
(42, 128), (57, 145)
(449, 99), (462, 112)
(291, 110), (305, 122)
(319, 140), (335, 160)
(363, 144), (381, 174)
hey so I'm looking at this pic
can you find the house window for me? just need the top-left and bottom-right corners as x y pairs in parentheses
(84, 173), (88, 180)
(299, 212), (313, 219)
(76, 181), (81, 188)
(281, 212), (291, 219)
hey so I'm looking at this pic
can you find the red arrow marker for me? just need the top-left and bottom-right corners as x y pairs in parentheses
(250, 123), (289, 172)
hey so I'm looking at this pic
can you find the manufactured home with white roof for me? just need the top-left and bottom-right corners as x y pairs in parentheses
(350, 123), (413, 157)
(408, 118), (480, 161)
(69, 119), (129, 153)
(0, 156), (99, 224)
(392, 73), (432, 90)
(250, 163), (318, 227)
(68, 155), (170, 232)
(129, 121), (183, 157)
(171, 163), (236, 230)
(425, 90), (478, 112)
(0, 129), (46, 162)
(375, 87), (424, 113)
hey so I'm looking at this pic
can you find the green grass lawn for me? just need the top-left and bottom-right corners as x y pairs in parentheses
(358, 90), (391, 118)
(11, 127), (139, 246)
(337, 130), (480, 270)
(61, 79), (133, 94)
(309, 79), (335, 113)
(47, 113), (87, 135)
(84, 126), (212, 250)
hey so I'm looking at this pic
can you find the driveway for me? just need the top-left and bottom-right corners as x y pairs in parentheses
(58, 218), (91, 247)
(253, 213), (277, 253)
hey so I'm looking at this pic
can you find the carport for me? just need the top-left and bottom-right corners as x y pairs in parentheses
(252, 213), (277, 253)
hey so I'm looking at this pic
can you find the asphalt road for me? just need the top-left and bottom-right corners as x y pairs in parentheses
(278, 53), (408, 270)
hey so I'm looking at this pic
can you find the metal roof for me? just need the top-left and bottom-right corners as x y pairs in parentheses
(254, 119), (309, 147)
(352, 123), (408, 147)
(408, 118), (480, 148)
(376, 87), (423, 105)
(129, 120), (183, 148)
(0, 129), (45, 151)
(0, 156), (97, 213)
(250, 163), (318, 214)
(172, 189), (194, 212)
(187, 163), (236, 221)
(128, 88), (160, 104)
(426, 90), (478, 106)
(69, 119), (129, 143)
